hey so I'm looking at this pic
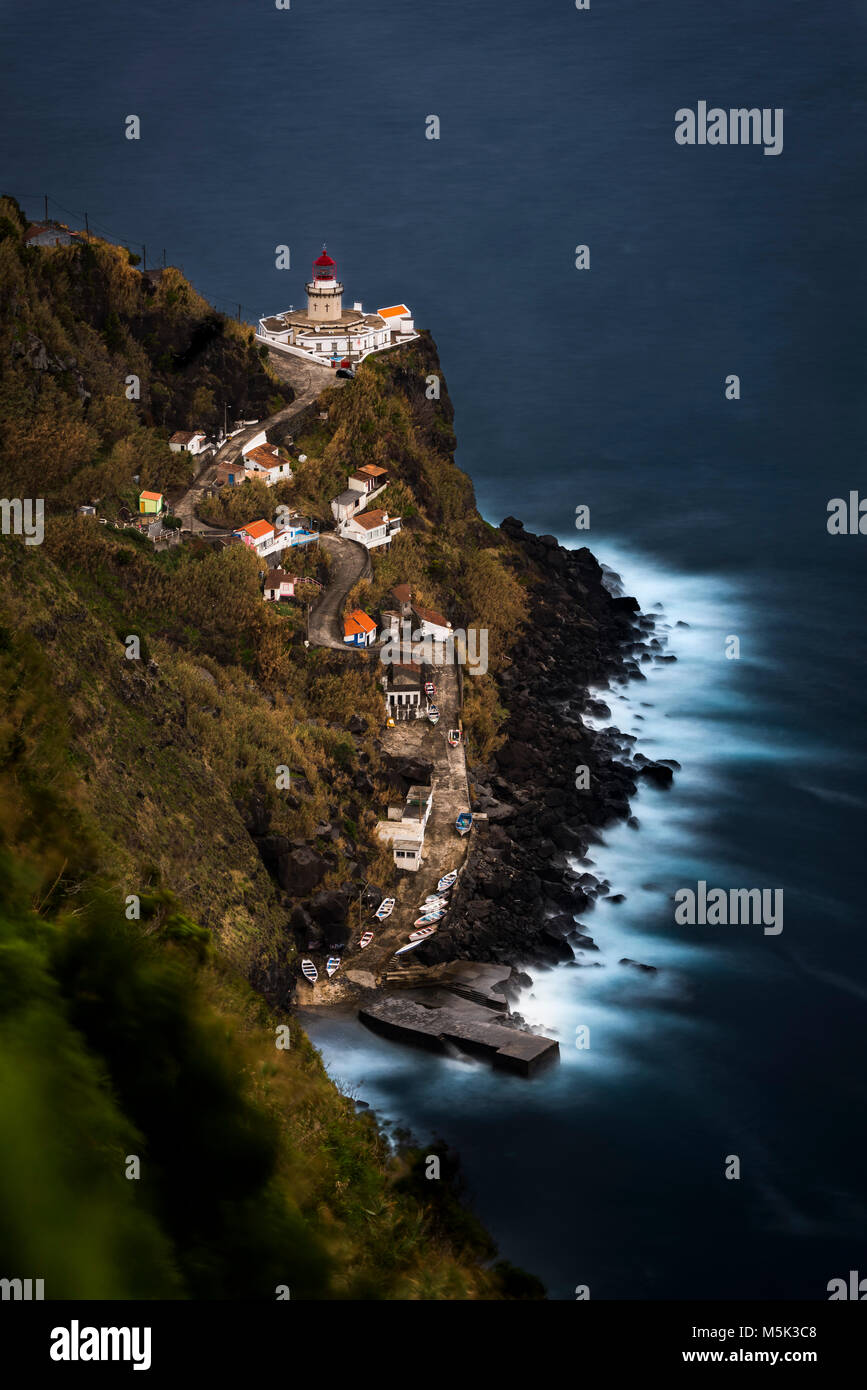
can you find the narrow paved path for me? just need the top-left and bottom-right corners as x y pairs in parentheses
(301, 652), (473, 1002)
(307, 533), (372, 648)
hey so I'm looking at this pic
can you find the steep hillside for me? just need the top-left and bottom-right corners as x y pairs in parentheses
(0, 197), (552, 1299)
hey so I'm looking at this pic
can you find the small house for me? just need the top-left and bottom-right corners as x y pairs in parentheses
(24, 222), (80, 248)
(338, 508), (401, 550)
(343, 610), (377, 647)
(244, 444), (293, 487)
(348, 465), (388, 495)
(234, 516), (318, 559)
(264, 569), (296, 602)
(139, 490), (164, 516)
(239, 430), (268, 456)
(169, 430), (208, 455)
(234, 519), (275, 555)
(374, 783), (434, 871)
(215, 462), (244, 488)
(377, 305), (415, 337)
(384, 661), (424, 718)
(331, 488), (365, 523)
(390, 585), (451, 642)
(413, 603), (452, 643)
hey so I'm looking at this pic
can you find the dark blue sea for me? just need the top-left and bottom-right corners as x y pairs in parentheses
(4, 0), (865, 1299)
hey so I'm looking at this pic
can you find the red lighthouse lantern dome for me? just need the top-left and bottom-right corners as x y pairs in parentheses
(313, 246), (337, 280)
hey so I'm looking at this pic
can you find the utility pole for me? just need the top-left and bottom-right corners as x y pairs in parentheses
(84, 211), (89, 237)
(142, 244), (146, 270)
(238, 303), (241, 322)
(162, 248), (166, 268)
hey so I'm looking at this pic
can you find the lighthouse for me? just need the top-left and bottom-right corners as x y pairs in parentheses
(305, 246), (343, 322)
(257, 244), (416, 364)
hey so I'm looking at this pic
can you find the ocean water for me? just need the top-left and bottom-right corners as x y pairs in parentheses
(4, 0), (865, 1299)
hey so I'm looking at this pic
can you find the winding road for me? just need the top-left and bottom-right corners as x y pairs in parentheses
(308, 533), (373, 649)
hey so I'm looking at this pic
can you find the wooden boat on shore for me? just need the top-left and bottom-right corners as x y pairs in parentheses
(359, 931), (374, 950)
(414, 909), (445, 927)
(424, 681), (437, 699)
(374, 897), (395, 921)
(325, 956), (341, 977)
(409, 924), (438, 942)
(427, 704), (440, 725)
(421, 895), (448, 909)
(447, 728), (461, 746)
(437, 869), (458, 892)
(394, 938), (425, 956)
(300, 959), (318, 984)
(455, 812), (473, 836)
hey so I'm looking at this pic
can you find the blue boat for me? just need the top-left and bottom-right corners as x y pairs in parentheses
(455, 812), (473, 836)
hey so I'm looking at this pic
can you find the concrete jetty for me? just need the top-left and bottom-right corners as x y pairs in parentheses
(359, 981), (558, 1076)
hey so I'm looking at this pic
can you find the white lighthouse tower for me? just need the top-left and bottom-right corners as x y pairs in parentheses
(305, 246), (344, 322)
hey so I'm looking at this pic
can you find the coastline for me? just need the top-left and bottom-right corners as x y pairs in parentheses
(414, 517), (677, 974)
(300, 511), (681, 1060)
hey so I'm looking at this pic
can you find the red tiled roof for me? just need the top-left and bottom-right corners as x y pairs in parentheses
(414, 603), (449, 629)
(245, 446), (285, 469)
(351, 509), (387, 531)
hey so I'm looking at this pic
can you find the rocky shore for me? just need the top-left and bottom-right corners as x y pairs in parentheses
(413, 518), (678, 972)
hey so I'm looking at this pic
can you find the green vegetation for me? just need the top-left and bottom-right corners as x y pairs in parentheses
(0, 194), (288, 511)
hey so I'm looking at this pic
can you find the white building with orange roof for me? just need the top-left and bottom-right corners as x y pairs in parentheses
(233, 514), (320, 559)
(243, 444), (293, 486)
(337, 507), (401, 550)
(256, 247), (417, 367)
(343, 609), (378, 648)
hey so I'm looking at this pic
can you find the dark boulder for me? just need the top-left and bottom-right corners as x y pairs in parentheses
(637, 761), (674, 789)
(283, 846), (327, 894)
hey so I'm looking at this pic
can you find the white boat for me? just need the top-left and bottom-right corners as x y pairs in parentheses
(300, 959), (318, 984)
(437, 870), (458, 891)
(374, 897), (395, 921)
(359, 931), (374, 950)
(413, 909), (444, 927)
(427, 705), (440, 724)
(325, 956), (341, 977)
(409, 925), (438, 942)
(394, 938), (426, 956)
(421, 895), (448, 909)
(447, 729), (461, 747)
